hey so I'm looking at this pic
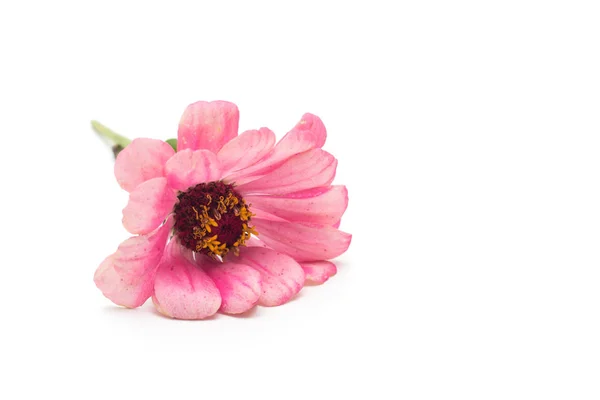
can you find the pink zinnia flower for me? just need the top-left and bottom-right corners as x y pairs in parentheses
(94, 101), (351, 319)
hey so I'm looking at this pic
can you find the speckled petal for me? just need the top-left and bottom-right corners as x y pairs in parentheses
(245, 236), (268, 248)
(246, 185), (348, 225)
(226, 113), (326, 181)
(236, 149), (337, 195)
(300, 261), (337, 284)
(152, 241), (221, 319)
(122, 177), (177, 235)
(218, 128), (275, 175)
(114, 138), (175, 192)
(237, 247), (305, 307)
(252, 219), (351, 262)
(205, 261), (262, 314)
(164, 149), (222, 191)
(94, 217), (173, 308)
(177, 100), (239, 153)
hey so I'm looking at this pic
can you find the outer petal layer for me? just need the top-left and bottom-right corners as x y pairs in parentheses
(205, 261), (262, 314)
(122, 177), (177, 235)
(177, 100), (239, 153)
(94, 217), (173, 308)
(246, 185), (348, 225)
(226, 113), (326, 181)
(237, 247), (305, 307)
(152, 241), (221, 319)
(252, 219), (352, 262)
(236, 149), (337, 195)
(218, 128), (276, 175)
(300, 261), (337, 284)
(114, 138), (175, 192)
(164, 149), (222, 191)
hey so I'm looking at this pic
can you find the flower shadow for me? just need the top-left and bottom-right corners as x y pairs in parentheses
(149, 306), (221, 321)
(102, 305), (135, 314)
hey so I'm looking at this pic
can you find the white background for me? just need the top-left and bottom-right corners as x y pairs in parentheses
(1, 1), (599, 399)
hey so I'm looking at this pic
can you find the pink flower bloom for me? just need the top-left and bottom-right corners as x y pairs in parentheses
(94, 101), (351, 319)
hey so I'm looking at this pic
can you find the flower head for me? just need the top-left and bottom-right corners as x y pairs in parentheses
(94, 101), (351, 319)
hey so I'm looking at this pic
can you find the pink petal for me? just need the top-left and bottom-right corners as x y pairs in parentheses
(114, 138), (175, 192)
(246, 185), (348, 225)
(250, 207), (289, 222)
(164, 149), (222, 191)
(236, 149), (337, 195)
(94, 217), (173, 308)
(152, 240), (221, 319)
(226, 113), (327, 181)
(269, 186), (331, 198)
(218, 128), (276, 175)
(245, 236), (268, 248)
(300, 261), (337, 284)
(291, 113), (327, 148)
(177, 100), (239, 154)
(122, 177), (177, 235)
(237, 247), (305, 307)
(252, 219), (352, 262)
(204, 261), (262, 314)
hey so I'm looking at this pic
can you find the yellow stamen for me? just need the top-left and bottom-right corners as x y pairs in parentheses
(193, 226), (206, 239)
(224, 192), (239, 208)
(243, 223), (259, 236)
(239, 206), (254, 221)
(217, 196), (227, 214)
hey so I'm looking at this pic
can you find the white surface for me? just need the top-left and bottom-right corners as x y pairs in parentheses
(1, 1), (599, 399)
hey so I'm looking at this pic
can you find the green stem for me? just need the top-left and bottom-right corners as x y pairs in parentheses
(91, 120), (132, 148)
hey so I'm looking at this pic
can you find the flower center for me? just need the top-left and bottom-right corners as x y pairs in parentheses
(173, 181), (257, 258)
